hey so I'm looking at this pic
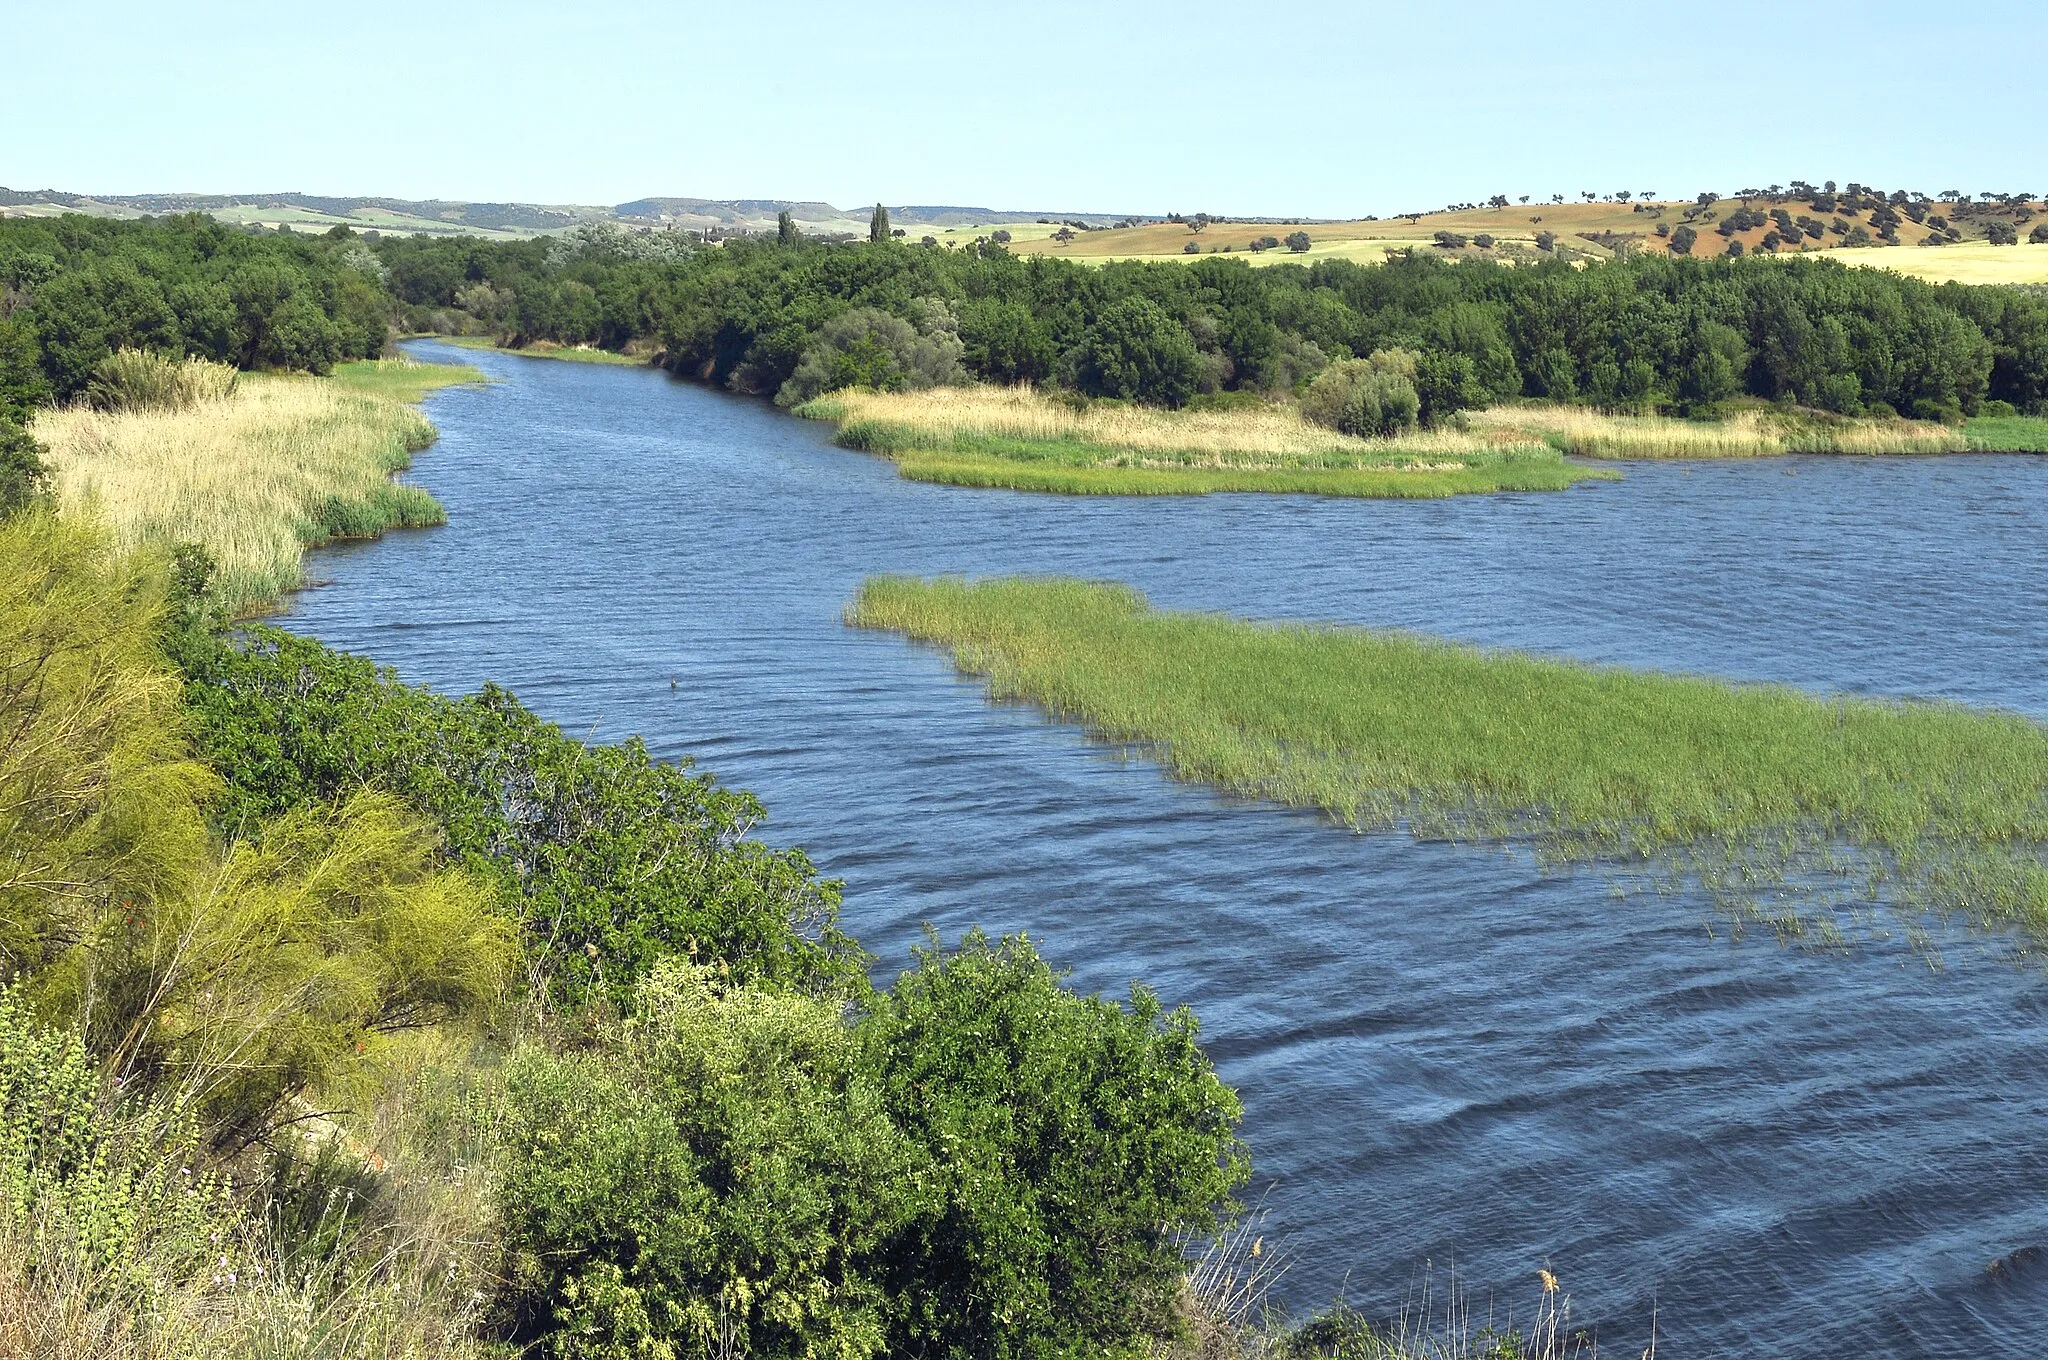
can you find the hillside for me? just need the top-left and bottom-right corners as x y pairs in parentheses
(0, 186), (1128, 241)
(1005, 190), (2048, 285)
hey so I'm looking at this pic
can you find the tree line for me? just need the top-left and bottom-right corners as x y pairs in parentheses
(374, 228), (2048, 422)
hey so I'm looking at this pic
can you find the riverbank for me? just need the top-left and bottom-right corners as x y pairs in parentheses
(35, 358), (481, 615)
(850, 575), (2048, 950)
(797, 385), (1607, 497)
(437, 335), (650, 365)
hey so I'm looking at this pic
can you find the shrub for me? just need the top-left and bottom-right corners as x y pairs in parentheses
(2033, 224), (2048, 244)
(860, 931), (1248, 1360)
(1668, 224), (1698, 255)
(1727, 238), (1746, 257)
(1472, 233), (1495, 249)
(497, 963), (925, 1360)
(84, 347), (238, 412)
(0, 419), (44, 517)
(1299, 351), (1422, 438)
(1184, 240), (1200, 254)
(1987, 221), (2019, 245)
(176, 626), (860, 1007)
(776, 307), (965, 407)
(1432, 230), (1467, 249)
(1534, 230), (1556, 251)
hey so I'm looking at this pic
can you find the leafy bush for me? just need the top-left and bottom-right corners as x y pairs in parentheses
(0, 990), (228, 1293)
(84, 347), (238, 412)
(497, 963), (924, 1360)
(175, 626), (859, 1006)
(776, 306), (966, 407)
(859, 931), (1248, 1360)
(1987, 221), (2019, 246)
(1668, 224), (1698, 255)
(0, 419), (44, 517)
(1472, 233), (1495, 249)
(1534, 230), (1556, 251)
(1184, 240), (1200, 254)
(1300, 350), (1423, 438)
(1432, 230), (1467, 249)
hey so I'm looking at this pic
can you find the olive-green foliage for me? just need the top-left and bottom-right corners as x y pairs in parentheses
(498, 963), (925, 1360)
(0, 513), (213, 982)
(0, 990), (227, 1294)
(860, 930), (1248, 1360)
(1300, 350), (1422, 437)
(850, 576), (2048, 951)
(0, 214), (389, 401)
(114, 792), (512, 1136)
(84, 347), (238, 412)
(775, 304), (967, 407)
(1, 515), (509, 1141)
(174, 626), (860, 1005)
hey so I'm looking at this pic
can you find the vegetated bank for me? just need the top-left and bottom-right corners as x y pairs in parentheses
(798, 384), (1605, 497)
(850, 576), (2048, 955)
(35, 352), (479, 615)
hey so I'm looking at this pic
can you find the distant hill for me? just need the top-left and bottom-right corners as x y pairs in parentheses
(0, 187), (1134, 240)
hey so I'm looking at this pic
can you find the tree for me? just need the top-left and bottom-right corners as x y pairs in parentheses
(1284, 230), (1311, 253)
(778, 210), (798, 245)
(1669, 224), (1698, 255)
(1069, 297), (1202, 407)
(1300, 350), (1422, 437)
(2032, 223), (2048, 245)
(1987, 221), (2018, 246)
(1534, 230), (1556, 251)
(1472, 233), (1494, 249)
(870, 204), (890, 244)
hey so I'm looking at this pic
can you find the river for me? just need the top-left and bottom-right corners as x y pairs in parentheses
(284, 342), (2048, 1355)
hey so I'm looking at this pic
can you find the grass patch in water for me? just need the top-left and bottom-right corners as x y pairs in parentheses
(437, 335), (648, 366)
(1963, 414), (2048, 453)
(849, 575), (2048, 955)
(797, 386), (1609, 498)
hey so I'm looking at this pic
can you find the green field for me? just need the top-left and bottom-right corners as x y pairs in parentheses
(850, 576), (2048, 953)
(1964, 414), (2048, 452)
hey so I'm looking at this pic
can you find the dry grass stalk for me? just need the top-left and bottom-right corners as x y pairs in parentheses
(1467, 404), (1966, 458)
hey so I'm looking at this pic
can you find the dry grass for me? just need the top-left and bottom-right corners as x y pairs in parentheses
(36, 361), (480, 616)
(801, 386), (1601, 498)
(1465, 404), (1967, 459)
(813, 385), (1553, 465)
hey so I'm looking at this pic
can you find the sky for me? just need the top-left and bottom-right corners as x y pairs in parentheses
(5, 0), (2041, 219)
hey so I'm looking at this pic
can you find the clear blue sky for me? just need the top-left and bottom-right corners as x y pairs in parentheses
(5, 0), (2038, 218)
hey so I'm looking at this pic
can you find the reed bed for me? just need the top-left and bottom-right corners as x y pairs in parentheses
(37, 361), (479, 616)
(851, 576), (2048, 953)
(798, 386), (1603, 497)
(1468, 404), (1967, 459)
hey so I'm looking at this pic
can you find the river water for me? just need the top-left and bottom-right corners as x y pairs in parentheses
(286, 342), (2048, 1355)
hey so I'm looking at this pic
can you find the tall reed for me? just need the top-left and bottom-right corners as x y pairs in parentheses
(1467, 404), (1966, 459)
(37, 362), (477, 616)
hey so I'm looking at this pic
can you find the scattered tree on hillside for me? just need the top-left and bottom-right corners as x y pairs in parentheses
(1433, 230), (1468, 249)
(991, 229), (1011, 245)
(1534, 230), (1555, 251)
(1472, 233), (1494, 249)
(2032, 224), (2048, 244)
(1285, 230), (1311, 253)
(1668, 224), (1697, 255)
(1987, 221), (2019, 245)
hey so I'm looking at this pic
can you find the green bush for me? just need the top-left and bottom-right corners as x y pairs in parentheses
(1300, 351), (1423, 438)
(174, 626), (860, 1006)
(0, 418), (45, 517)
(1069, 298), (1202, 407)
(860, 931), (1248, 1360)
(497, 963), (925, 1360)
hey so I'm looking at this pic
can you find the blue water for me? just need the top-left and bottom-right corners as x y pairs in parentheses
(286, 343), (2048, 1355)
